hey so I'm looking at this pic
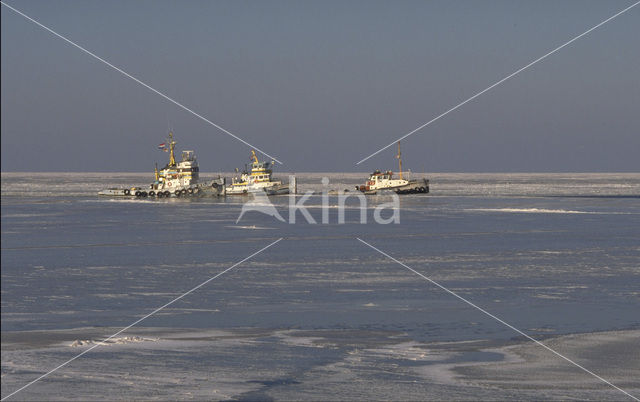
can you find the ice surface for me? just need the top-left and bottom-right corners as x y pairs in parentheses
(68, 336), (158, 347)
(4, 328), (637, 400)
(2, 173), (639, 399)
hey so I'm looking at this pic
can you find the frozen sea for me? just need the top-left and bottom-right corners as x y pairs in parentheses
(1, 172), (639, 400)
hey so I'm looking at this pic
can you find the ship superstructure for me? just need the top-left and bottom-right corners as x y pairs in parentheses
(151, 132), (201, 193)
(226, 150), (291, 195)
(99, 131), (225, 197)
(356, 142), (429, 194)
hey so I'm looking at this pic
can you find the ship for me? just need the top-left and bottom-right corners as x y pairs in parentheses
(98, 131), (225, 197)
(356, 142), (429, 195)
(226, 150), (293, 195)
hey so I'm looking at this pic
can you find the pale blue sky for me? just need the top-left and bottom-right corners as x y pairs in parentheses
(1, 0), (639, 172)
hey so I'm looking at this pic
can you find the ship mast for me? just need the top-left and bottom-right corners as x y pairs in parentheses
(397, 141), (403, 180)
(251, 150), (259, 164)
(168, 131), (177, 167)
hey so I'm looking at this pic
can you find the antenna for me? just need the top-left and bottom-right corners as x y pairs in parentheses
(166, 115), (172, 135)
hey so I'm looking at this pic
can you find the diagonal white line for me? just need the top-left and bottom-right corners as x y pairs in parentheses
(0, 1), (283, 165)
(356, 1), (640, 165)
(0, 238), (283, 401)
(356, 237), (639, 401)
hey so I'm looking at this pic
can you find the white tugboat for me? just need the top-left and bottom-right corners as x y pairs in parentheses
(99, 131), (225, 198)
(356, 142), (429, 195)
(226, 150), (292, 195)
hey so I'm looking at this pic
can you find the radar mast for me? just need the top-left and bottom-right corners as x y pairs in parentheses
(168, 131), (177, 166)
(396, 141), (403, 180)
